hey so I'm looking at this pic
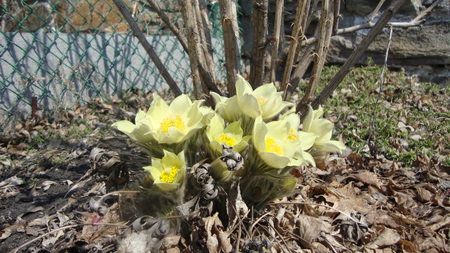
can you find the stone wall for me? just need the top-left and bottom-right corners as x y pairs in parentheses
(267, 0), (449, 85)
(1, 0), (181, 34)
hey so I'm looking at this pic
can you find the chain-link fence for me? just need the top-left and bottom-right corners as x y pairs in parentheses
(0, 0), (226, 133)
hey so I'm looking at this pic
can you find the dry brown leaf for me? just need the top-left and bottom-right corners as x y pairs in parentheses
(427, 215), (450, 231)
(162, 234), (181, 251)
(0, 224), (17, 240)
(398, 239), (417, 253)
(41, 230), (64, 249)
(365, 209), (401, 229)
(345, 152), (365, 169)
(366, 227), (400, 249)
(417, 235), (450, 252)
(226, 180), (248, 230)
(415, 186), (433, 202)
(296, 214), (327, 248)
(41, 180), (57, 191)
(203, 213), (232, 253)
(349, 171), (381, 189)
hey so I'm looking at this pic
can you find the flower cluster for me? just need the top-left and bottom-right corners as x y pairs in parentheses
(113, 75), (345, 208)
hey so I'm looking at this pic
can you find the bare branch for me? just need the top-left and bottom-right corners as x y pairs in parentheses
(269, 0), (284, 83)
(281, 0), (442, 70)
(219, 0), (240, 96)
(289, 44), (315, 89)
(147, 0), (218, 99)
(368, 0), (386, 22)
(249, 0), (269, 89)
(298, 0), (334, 109)
(113, 0), (182, 96)
(332, 0), (341, 35)
(305, 0), (320, 31)
(412, 0), (443, 23)
(300, 0), (407, 114)
(145, 0), (189, 52)
(196, 0), (216, 78)
(303, 0), (443, 47)
(281, 0), (310, 96)
(181, 0), (203, 99)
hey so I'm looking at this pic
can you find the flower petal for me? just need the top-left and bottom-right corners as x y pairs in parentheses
(112, 120), (135, 136)
(314, 140), (346, 153)
(259, 152), (291, 168)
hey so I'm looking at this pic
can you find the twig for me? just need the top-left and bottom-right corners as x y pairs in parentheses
(305, 0), (320, 33)
(368, 25), (394, 157)
(195, 0), (216, 78)
(145, 0), (189, 52)
(113, 0), (182, 96)
(280, 0), (442, 70)
(219, 0), (240, 96)
(281, 0), (309, 96)
(270, 201), (362, 224)
(368, 0), (386, 22)
(412, 0), (443, 23)
(146, 0), (220, 97)
(181, 0), (203, 99)
(285, 44), (315, 98)
(249, 0), (269, 89)
(298, 0), (334, 109)
(269, 0), (283, 83)
(11, 223), (128, 253)
(332, 0), (341, 35)
(300, 0), (407, 114)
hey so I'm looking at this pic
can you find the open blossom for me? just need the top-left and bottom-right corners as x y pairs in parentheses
(144, 150), (186, 191)
(205, 114), (249, 155)
(113, 94), (211, 145)
(211, 75), (291, 122)
(302, 105), (346, 153)
(284, 113), (316, 166)
(210, 93), (242, 123)
(236, 75), (292, 119)
(252, 116), (301, 168)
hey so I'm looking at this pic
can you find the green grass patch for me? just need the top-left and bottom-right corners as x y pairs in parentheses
(298, 63), (449, 166)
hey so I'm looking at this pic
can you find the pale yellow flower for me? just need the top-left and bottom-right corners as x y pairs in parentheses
(284, 113), (316, 166)
(206, 114), (249, 155)
(302, 105), (346, 153)
(210, 92), (242, 123)
(113, 94), (210, 145)
(144, 150), (186, 191)
(252, 117), (300, 168)
(236, 75), (292, 120)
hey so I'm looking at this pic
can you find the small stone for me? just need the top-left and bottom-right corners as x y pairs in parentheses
(347, 115), (358, 121)
(409, 134), (422, 141)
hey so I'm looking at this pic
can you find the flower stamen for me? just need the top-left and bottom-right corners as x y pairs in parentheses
(160, 166), (180, 183)
(216, 133), (237, 146)
(288, 128), (299, 141)
(265, 137), (282, 155)
(256, 95), (267, 105)
(160, 114), (186, 133)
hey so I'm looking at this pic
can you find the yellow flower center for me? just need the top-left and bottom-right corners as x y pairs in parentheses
(265, 137), (283, 155)
(216, 133), (237, 146)
(256, 95), (267, 105)
(288, 128), (299, 141)
(160, 114), (186, 133)
(159, 166), (180, 183)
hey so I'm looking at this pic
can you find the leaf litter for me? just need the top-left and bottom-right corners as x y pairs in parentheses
(0, 80), (449, 252)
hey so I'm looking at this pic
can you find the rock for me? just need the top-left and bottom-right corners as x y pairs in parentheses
(268, 0), (450, 86)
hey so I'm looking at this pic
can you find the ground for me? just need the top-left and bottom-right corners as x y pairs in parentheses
(0, 67), (449, 252)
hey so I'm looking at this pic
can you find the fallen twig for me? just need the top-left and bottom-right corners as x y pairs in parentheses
(11, 223), (128, 253)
